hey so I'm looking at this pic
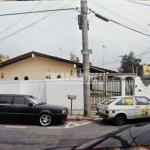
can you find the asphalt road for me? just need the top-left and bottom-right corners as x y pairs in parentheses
(0, 117), (149, 150)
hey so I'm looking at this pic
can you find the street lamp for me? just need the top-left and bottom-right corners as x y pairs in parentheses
(60, 47), (62, 58)
(102, 45), (107, 68)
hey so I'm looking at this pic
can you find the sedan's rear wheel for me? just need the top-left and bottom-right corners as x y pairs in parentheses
(39, 114), (51, 126)
(114, 114), (126, 125)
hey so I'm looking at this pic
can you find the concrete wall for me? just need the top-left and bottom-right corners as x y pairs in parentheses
(20, 80), (46, 103)
(0, 81), (20, 94)
(0, 79), (83, 109)
(135, 77), (150, 99)
(46, 78), (83, 109)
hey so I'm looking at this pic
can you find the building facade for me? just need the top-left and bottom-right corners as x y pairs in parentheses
(0, 51), (118, 81)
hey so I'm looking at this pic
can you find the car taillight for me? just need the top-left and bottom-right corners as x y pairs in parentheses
(105, 110), (109, 114)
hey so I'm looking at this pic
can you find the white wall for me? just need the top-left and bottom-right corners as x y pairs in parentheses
(46, 78), (83, 109)
(0, 79), (83, 109)
(20, 80), (46, 103)
(135, 77), (150, 99)
(0, 81), (20, 94)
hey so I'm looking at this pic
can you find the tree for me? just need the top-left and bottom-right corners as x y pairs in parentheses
(118, 51), (142, 75)
(76, 57), (80, 63)
(0, 54), (3, 63)
(70, 52), (80, 62)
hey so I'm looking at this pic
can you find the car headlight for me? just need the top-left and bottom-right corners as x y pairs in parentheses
(62, 109), (67, 113)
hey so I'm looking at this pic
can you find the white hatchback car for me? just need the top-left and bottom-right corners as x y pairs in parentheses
(97, 96), (150, 125)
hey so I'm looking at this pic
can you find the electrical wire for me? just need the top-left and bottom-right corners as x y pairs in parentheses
(90, 10), (150, 37)
(111, 20), (150, 37)
(0, 2), (41, 35)
(0, 8), (78, 17)
(104, 2), (150, 24)
(0, 3), (38, 12)
(96, 50), (150, 67)
(0, 2), (77, 42)
(138, 47), (150, 59)
(92, 1), (150, 33)
(127, 0), (150, 7)
(4, 2), (61, 33)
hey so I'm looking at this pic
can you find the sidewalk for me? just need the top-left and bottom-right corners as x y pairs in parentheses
(67, 109), (98, 121)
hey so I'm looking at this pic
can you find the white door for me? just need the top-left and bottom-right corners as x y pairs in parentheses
(115, 97), (135, 119)
(135, 97), (150, 119)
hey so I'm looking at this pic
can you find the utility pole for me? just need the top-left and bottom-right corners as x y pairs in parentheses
(81, 0), (91, 116)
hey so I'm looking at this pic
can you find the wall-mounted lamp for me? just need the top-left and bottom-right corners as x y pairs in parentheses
(1, 73), (4, 78)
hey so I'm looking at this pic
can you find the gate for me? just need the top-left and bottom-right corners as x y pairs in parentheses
(90, 75), (121, 110)
(125, 77), (134, 96)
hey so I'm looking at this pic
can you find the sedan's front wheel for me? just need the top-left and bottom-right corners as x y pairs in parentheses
(39, 114), (52, 126)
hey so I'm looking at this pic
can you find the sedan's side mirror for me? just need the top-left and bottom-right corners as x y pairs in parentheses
(28, 103), (33, 107)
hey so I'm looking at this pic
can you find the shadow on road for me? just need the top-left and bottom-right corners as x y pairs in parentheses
(0, 116), (67, 126)
(93, 118), (150, 127)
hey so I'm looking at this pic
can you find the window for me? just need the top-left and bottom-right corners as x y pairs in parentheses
(0, 96), (12, 104)
(102, 98), (117, 105)
(14, 97), (29, 105)
(46, 75), (51, 79)
(115, 98), (134, 105)
(14, 77), (19, 80)
(135, 97), (149, 105)
(24, 76), (29, 80)
(57, 75), (61, 79)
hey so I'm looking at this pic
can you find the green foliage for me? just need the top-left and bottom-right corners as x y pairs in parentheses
(0, 54), (3, 63)
(70, 52), (80, 62)
(118, 51), (141, 74)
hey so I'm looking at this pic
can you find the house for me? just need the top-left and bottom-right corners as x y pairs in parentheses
(141, 65), (150, 77)
(0, 51), (118, 81)
(1, 55), (9, 62)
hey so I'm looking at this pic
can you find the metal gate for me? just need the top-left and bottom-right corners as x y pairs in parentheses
(90, 75), (121, 110)
(125, 77), (134, 96)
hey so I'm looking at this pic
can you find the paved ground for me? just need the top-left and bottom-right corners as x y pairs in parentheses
(0, 117), (149, 150)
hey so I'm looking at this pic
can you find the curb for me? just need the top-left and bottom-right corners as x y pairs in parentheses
(67, 116), (98, 121)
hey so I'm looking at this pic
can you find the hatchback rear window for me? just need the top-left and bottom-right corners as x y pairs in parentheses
(101, 98), (117, 105)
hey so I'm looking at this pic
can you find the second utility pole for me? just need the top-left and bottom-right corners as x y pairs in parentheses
(81, 0), (91, 116)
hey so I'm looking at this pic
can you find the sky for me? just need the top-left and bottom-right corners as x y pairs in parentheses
(0, 0), (149, 71)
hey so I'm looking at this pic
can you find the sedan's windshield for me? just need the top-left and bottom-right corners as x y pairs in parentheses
(28, 96), (42, 105)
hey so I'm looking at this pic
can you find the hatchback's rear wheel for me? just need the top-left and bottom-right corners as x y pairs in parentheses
(114, 114), (126, 125)
(39, 114), (51, 126)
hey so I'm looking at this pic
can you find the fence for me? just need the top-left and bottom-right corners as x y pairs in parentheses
(90, 76), (135, 110)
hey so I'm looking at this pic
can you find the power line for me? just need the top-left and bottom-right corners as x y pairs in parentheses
(105, 2), (150, 24)
(92, 2), (150, 33)
(0, 2), (41, 35)
(111, 20), (150, 37)
(0, 3), (38, 12)
(4, 2), (61, 33)
(138, 47), (150, 59)
(90, 10), (150, 37)
(90, 49), (150, 69)
(0, 2), (76, 42)
(127, 0), (150, 7)
(0, 8), (78, 17)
